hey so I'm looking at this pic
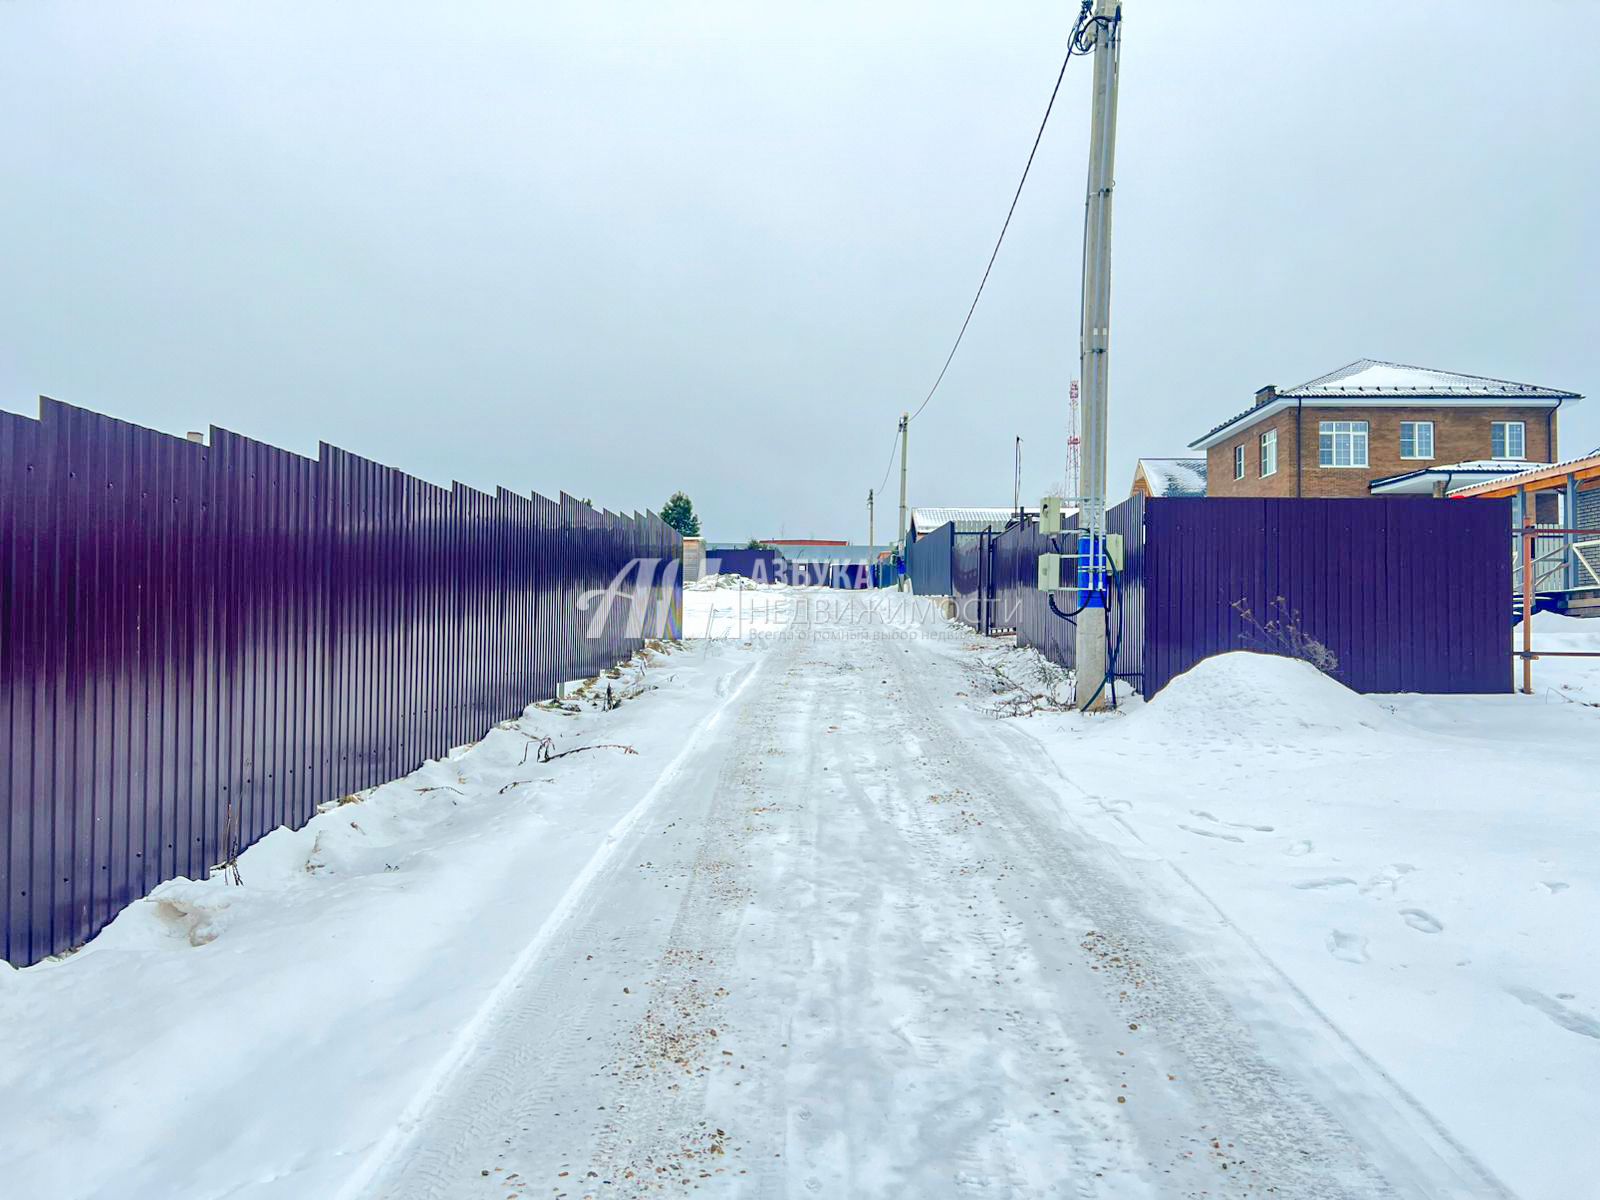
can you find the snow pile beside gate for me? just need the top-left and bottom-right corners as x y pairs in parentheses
(1128, 651), (1386, 744)
(1524, 612), (1600, 701)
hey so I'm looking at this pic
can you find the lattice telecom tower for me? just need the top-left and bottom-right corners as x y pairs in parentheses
(1064, 377), (1082, 502)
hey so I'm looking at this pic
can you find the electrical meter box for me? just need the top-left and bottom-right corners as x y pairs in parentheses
(1037, 552), (1066, 591)
(1105, 533), (1125, 572)
(1039, 496), (1065, 535)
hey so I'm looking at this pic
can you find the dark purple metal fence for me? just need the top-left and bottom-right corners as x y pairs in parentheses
(907, 523), (955, 596)
(705, 549), (784, 581)
(943, 495), (1510, 699)
(1140, 497), (1510, 696)
(1, 399), (681, 966)
(951, 532), (988, 631)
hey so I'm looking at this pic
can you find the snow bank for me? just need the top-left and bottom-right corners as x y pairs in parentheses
(0, 641), (755, 1200)
(682, 582), (810, 639)
(686, 572), (793, 593)
(1523, 611), (1600, 701)
(1005, 625), (1600, 1200)
(1131, 651), (1385, 744)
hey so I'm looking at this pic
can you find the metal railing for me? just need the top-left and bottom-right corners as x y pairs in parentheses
(1515, 519), (1600, 694)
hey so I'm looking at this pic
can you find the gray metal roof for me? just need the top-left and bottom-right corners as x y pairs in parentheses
(910, 506), (1038, 537)
(1367, 459), (1548, 495)
(1190, 360), (1582, 450)
(1283, 360), (1580, 399)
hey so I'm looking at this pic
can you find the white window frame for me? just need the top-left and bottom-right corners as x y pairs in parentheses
(1399, 420), (1434, 460)
(1318, 420), (1369, 468)
(1259, 428), (1277, 477)
(1233, 444), (1246, 480)
(1492, 420), (1525, 460)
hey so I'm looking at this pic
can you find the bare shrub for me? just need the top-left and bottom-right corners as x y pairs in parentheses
(1231, 597), (1340, 678)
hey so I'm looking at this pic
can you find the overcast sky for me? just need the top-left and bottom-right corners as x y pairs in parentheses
(3, 1), (1596, 542)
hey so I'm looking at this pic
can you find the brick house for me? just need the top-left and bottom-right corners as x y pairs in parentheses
(1188, 360), (1581, 498)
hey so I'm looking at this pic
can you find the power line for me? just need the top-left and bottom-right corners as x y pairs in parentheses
(874, 425), (899, 496)
(905, 1), (1094, 425)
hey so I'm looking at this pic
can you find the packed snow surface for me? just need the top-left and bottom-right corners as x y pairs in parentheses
(1131, 650), (1386, 743)
(1, 593), (1595, 1199)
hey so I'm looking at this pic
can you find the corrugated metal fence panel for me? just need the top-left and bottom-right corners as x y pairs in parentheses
(1, 399), (681, 966)
(983, 494), (1506, 700)
(951, 532), (985, 626)
(1142, 497), (1510, 696)
(704, 548), (784, 581)
(907, 523), (955, 596)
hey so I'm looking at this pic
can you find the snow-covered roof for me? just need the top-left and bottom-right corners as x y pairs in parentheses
(1283, 360), (1580, 400)
(910, 507), (1037, 537)
(1448, 448), (1600, 498)
(1135, 457), (1207, 497)
(1368, 460), (1547, 495)
(1189, 360), (1582, 450)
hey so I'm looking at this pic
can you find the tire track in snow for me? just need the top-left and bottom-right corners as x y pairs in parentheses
(338, 657), (767, 1200)
(905, 633), (1514, 1198)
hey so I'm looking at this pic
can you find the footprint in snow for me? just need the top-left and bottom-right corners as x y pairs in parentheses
(1190, 809), (1274, 833)
(1293, 877), (1357, 890)
(1178, 824), (1244, 844)
(1400, 908), (1443, 934)
(1327, 930), (1369, 963)
(1360, 864), (1417, 895)
(1284, 840), (1314, 857)
(1542, 881), (1570, 894)
(1508, 986), (1600, 1040)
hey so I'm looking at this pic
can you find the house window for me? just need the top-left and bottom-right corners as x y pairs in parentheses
(1492, 421), (1525, 460)
(1400, 421), (1434, 459)
(1233, 445), (1245, 480)
(1318, 420), (1369, 467)
(1259, 428), (1277, 477)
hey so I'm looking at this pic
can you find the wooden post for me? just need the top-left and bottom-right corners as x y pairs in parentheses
(1521, 513), (1535, 694)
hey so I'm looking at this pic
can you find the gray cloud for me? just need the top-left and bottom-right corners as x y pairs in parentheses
(3, 1), (1594, 541)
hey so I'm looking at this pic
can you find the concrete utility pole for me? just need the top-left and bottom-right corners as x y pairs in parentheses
(868, 488), (875, 548)
(1013, 436), (1023, 517)
(1074, 0), (1122, 710)
(897, 412), (910, 589)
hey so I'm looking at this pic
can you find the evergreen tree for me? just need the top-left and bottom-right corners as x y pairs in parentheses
(744, 538), (769, 550)
(660, 491), (701, 537)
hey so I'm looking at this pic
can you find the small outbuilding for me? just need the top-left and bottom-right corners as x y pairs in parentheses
(1131, 457), (1206, 498)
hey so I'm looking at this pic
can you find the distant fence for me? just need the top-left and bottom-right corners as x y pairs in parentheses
(906, 523), (954, 596)
(918, 495), (1512, 698)
(1, 399), (681, 966)
(706, 548), (785, 580)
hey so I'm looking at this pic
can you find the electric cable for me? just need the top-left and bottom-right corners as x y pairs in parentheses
(874, 427), (899, 497)
(904, 1), (1095, 426)
(1076, 552), (1125, 712)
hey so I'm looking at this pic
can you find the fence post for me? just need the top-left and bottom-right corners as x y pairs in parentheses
(1521, 513), (1534, 695)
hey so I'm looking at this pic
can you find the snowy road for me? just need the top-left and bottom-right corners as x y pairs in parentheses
(350, 594), (1508, 1199)
(6, 588), (1589, 1198)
